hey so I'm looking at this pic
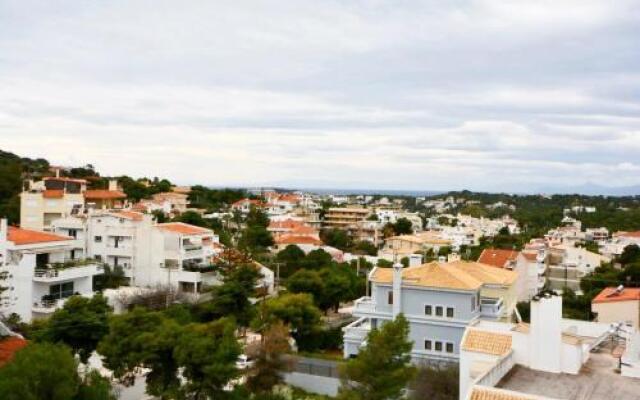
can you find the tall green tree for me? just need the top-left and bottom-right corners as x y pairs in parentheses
(36, 294), (111, 363)
(0, 342), (115, 399)
(276, 245), (306, 278)
(285, 269), (325, 303)
(256, 293), (321, 339)
(98, 308), (183, 398)
(174, 319), (241, 399)
(338, 314), (416, 400)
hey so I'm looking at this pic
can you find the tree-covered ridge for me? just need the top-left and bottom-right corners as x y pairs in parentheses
(422, 190), (640, 235)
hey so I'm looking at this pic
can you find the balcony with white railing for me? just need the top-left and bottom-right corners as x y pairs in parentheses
(474, 350), (515, 388)
(32, 298), (63, 314)
(105, 243), (134, 257)
(353, 296), (377, 315)
(343, 317), (372, 343)
(33, 261), (104, 282)
(480, 297), (504, 319)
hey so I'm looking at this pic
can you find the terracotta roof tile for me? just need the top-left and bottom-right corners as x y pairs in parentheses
(8, 226), (72, 245)
(275, 235), (323, 245)
(157, 222), (212, 235)
(478, 248), (519, 269)
(469, 386), (553, 400)
(0, 337), (28, 366)
(462, 329), (512, 356)
(370, 261), (517, 291)
(592, 287), (640, 304)
(109, 210), (144, 221)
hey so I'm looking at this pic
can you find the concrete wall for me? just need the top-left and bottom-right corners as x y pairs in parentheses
(283, 372), (340, 397)
(593, 301), (640, 331)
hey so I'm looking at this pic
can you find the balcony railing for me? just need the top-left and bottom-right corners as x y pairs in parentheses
(353, 296), (377, 313)
(182, 264), (218, 273)
(343, 317), (372, 342)
(480, 297), (504, 318)
(34, 261), (104, 280)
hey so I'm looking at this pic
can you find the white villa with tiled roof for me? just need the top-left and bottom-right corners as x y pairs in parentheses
(343, 260), (518, 365)
(0, 219), (103, 322)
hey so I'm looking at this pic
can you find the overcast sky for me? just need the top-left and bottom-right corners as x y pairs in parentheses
(1, 1), (639, 192)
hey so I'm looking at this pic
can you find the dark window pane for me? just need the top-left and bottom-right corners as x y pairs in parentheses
(436, 306), (443, 316)
(435, 342), (443, 351)
(446, 343), (454, 353)
(425, 305), (432, 315)
(447, 307), (454, 318)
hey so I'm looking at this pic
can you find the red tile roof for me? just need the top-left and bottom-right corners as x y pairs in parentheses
(84, 190), (127, 200)
(276, 235), (323, 245)
(42, 189), (64, 199)
(109, 210), (144, 221)
(617, 231), (640, 238)
(232, 199), (264, 208)
(157, 222), (212, 235)
(592, 287), (640, 304)
(0, 337), (28, 366)
(8, 226), (72, 245)
(478, 248), (519, 269)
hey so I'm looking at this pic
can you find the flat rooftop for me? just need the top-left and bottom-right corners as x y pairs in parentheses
(497, 350), (640, 400)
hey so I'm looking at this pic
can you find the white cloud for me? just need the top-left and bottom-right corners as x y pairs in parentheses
(0, 0), (639, 192)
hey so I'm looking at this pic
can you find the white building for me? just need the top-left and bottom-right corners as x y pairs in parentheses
(459, 294), (626, 400)
(0, 219), (103, 322)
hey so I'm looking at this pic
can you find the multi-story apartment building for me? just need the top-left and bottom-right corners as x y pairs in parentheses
(343, 260), (517, 365)
(0, 219), (103, 322)
(156, 222), (219, 293)
(323, 207), (370, 229)
(20, 176), (126, 231)
(546, 244), (609, 293)
(52, 212), (221, 293)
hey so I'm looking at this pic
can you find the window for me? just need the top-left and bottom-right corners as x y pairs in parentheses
(388, 291), (393, 305)
(435, 306), (443, 317)
(49, 282), (74, 299)
(94, 236), (102, 243)
(68, 229), (77, 238)
(435, 341), (443, 352)
(94, 255), (102, 261)
(424, 340), (432, 351)
(446, 343), (454, 353)
(424, 305), (432, 315)
(471, 296), (476, 310)
(446, 307), (454, 318)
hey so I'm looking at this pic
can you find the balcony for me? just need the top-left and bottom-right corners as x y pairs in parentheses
(353, 296), (378, 315)
(343, 317), (372, 343)
(105, 244), (134, 256)
(33, 261), (104, 282)
(32, 298), (62, 314)
(480, 297), (504, 319)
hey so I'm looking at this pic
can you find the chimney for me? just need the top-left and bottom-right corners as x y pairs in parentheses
(529, 294), (562, 373)
(392, 262), (403, 317)
(408, 254), (423, 267)
(108, 179), (118, 191)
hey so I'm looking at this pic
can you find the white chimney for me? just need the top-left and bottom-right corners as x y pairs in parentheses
(530, 294), (562, 373)
(108, 179), (118, 191)
(392, 262), (403, 317)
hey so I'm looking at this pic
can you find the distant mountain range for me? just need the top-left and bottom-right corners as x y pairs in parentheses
(534, 183), (640, 196)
